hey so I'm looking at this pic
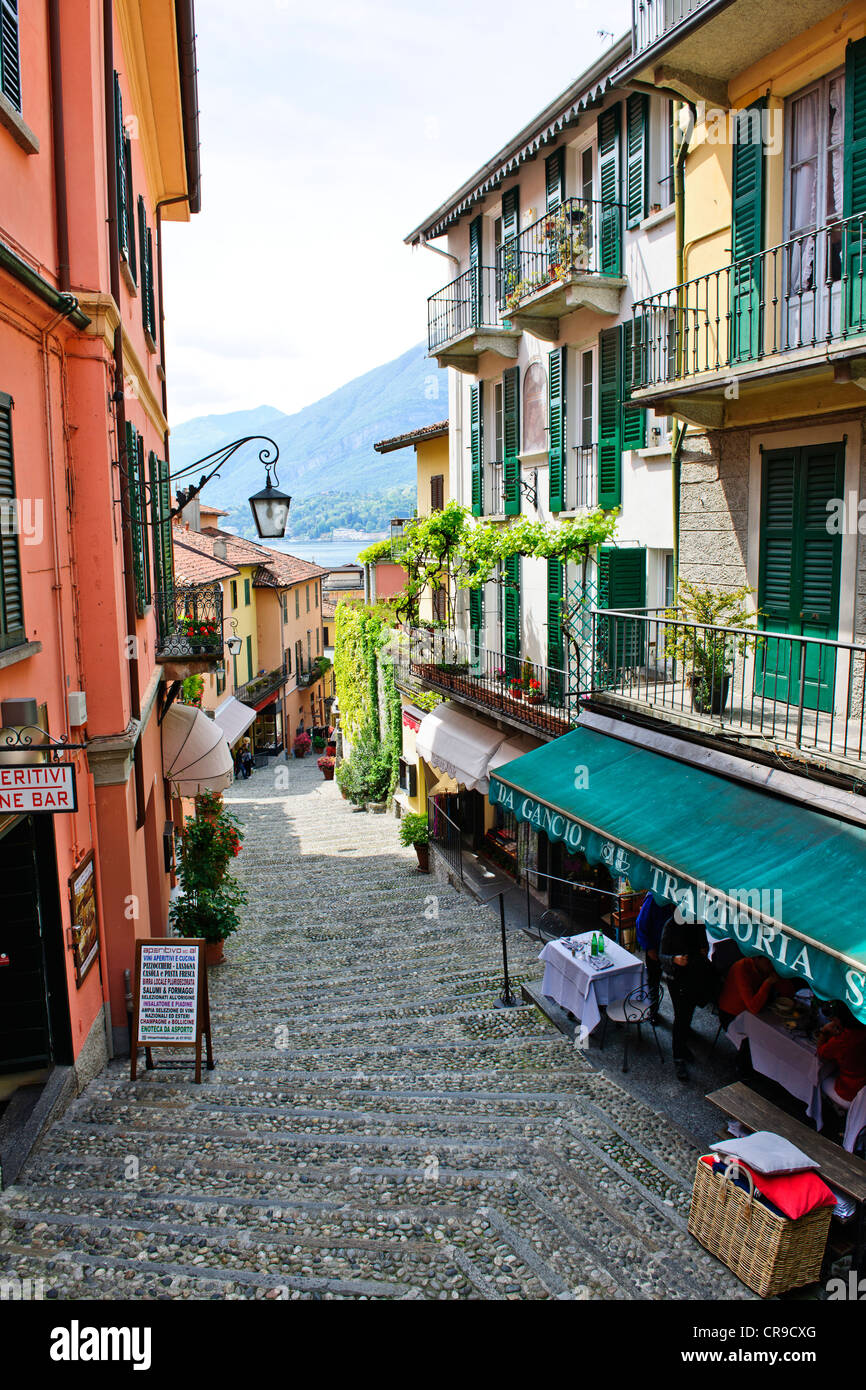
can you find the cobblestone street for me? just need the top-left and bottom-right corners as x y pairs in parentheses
(0, 755), (752, 1301)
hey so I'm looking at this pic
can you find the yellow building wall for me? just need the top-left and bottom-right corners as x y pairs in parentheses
(416, 435), (450, 517)
(226, 564), (260, 687)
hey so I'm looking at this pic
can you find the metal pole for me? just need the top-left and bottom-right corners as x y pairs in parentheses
(496, 892), (518, 1008)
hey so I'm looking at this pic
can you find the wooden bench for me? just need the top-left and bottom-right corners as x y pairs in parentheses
(707, 1082), (866, 1272)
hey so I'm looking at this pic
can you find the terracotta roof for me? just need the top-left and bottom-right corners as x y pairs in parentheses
(253, 551), (328, 589)
(172, 539), (238, 584)
(198, 504), (229, 518)
(374, 420), (448, 454)
(198, 526), (275, 565)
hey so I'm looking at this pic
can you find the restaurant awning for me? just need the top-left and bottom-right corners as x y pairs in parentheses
(212, 696), (257, 747)
(162, 704), (234, 797)
(416, 703), (506, 793)
(489, 724), (866, 1023)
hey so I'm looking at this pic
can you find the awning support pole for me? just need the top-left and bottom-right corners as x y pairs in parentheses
(496, 892), (518, 1009)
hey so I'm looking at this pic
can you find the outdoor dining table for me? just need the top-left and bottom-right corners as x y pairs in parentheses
(538, 933), (644, 1039)
(727, 1008), (831, 1127)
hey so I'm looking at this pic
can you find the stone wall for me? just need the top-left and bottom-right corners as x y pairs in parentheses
(678, 429), (751, 592)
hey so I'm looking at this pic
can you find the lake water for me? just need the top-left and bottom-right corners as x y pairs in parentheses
(258, 538), (377, 568)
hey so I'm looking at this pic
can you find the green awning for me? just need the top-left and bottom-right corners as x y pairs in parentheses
(488, 725), (866, 1023)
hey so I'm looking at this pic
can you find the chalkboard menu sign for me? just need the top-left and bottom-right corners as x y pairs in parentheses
(130, 938), (214, 1082)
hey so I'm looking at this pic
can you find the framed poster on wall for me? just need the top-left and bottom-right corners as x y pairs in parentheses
(69, 851), (100, 986)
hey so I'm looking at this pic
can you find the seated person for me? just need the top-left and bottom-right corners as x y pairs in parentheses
(717, 954), (791, 1026)
(817, 1003), (866, 1109)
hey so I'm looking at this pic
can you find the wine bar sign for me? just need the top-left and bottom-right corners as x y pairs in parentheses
(0, 764), (77, 813)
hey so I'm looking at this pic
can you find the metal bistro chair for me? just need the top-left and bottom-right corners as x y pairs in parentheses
(600, 981), (665, 1074)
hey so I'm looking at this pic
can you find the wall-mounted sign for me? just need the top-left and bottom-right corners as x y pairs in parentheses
(0, 764), (76, 813)
(130, 939), (213, 1083)
(69, 851), (99, 986)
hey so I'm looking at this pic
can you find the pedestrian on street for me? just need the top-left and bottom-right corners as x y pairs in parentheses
(660, 914), (720, 1082)
(636, 893), (674, 1024)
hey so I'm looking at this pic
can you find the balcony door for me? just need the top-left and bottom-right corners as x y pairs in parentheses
(784, 73), (845, 350)
(756, 444), (843, 714)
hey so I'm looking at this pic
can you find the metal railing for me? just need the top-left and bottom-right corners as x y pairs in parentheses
(565, 444), (598, 511)
(400, 628), (573, 737)
(155, 582), (224, 661)
(428, 794), (463, 882)
(485, 459), (504, 515)
(235, 663), (288, 707)
(633, 0), (713, 54)
(496, 197), (624, 312)
(427, 265), (506, 352)
(632, 212), (866, 390)
(591, 607), (866, 767)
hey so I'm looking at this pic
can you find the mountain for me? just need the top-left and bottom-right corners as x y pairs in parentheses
(169, 343), (448, 537)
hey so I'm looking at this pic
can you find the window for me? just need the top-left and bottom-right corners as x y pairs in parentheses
(281, 592), (288, 623)
(430, 474), (444, 511)
(522, 362), (547, 454)
(295, 588), (300, 619)
(125, 424), (151, 615)
(0, 391), (25, 651)
(0, 1), (22, 113)
(581, 146), (593, 206)
(137, 197), (157, 347)
(295, 638), (302, 675)
(305, 584), (310, 612)
(785, 73), (844, 331)
(113, 73), (136, 283)
(581, 350), (594, 444)
(244, 577), (251, 606)
(494, 381), (504, 460)
(306, 630), (311, 666)
(314, 582), (319, 609)
(316, 627), (320, 654)
(285, 645), (292, 675)
(245, 634), (253, 682)
(230, 579), (238, 609)
(664, 552), (675, 609)
(148, 451), (173, 638)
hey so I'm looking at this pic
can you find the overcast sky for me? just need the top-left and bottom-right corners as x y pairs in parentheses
(161, 0), (632, 425)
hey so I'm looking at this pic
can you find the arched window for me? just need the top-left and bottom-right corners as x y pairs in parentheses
(522, 362), (547, 454)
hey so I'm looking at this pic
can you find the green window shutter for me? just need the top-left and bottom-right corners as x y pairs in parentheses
(547, 558), (564, 705)
(149, 452), (174, 639)
(113, 74), (131, 267)
(621, 319), (646, 451)
(124, 136), (137, 283)
(126, 423), (146, 615)
(597, 103), (622, 275)
(469, 215), (482, 326)
(500, 186), (520, 304)
(138, 197), (156, 340)
(626, 93), (648, 229)
(599, 546), (646, 674)
(548, 345), (566, 512)
(246, 634), (253, 682)
(545, 147), (565, 212)
(504, 553), (521, 670)
(470, 382), (483, 517)
(137, 433), (151, 609)
(469, 584), (483, 664)
(730, 101), (765, 362)
(844, 37), (866, 328)
(0, 0), (22, 112)
(0, 391), (25, 650)
(597, 327), (622, 508)
(502, 365), (521, 516)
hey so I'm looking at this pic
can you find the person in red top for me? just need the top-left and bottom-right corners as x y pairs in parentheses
(718, 954), (792, 1026)
(817, 1004), (866, 1106)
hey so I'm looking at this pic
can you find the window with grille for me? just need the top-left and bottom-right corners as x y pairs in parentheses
(0, 392), (25, 651)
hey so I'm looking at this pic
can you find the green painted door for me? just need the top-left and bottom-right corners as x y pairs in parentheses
(504, 553), (521, 679)
(757, 444), (843, 714)
(598, 546), (647, 680)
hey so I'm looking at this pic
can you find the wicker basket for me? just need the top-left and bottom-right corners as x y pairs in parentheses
(688, 1157), (831, 1298)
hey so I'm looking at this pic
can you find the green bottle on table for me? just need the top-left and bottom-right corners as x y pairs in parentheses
(598, 932), (605, 955)
(590, 933), (598, 957)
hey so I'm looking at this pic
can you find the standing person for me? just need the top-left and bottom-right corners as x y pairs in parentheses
(636, 893), (674, 1024)
(660, 914), (719, 1082)
(241, 736), (253, 780)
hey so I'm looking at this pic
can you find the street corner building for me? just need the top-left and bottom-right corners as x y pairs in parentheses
(0, 0), (202, 1180)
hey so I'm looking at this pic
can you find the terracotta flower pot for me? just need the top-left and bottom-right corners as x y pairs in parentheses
(414, 843), (430, 873)
(321, 765), (335, 781)
(205, 940), (225, 966)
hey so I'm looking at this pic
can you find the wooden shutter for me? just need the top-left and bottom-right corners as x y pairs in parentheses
(548, 346), (566, 512)
(626, 94), (648, 229)
(501, 186), (520, 304)
(597, 327), (622, 508)
(621, 319), (646, 451)
(547, 558), (564, 705)
(469, 215), (482, 327)
(0, 392), (25, 651)
(502, 365), (520, 515)
(844, 37), (866, 328)
(0, 0), (21, 112)
(113, 74), (131, 267)
(597, 103), (622, 275)
(430, 474), (444, 511)
(504, 553), (521, 669)
(138, 197), (156, 340)
(730, 101), (765, 362)
(149, 452), (174, 638)
(126, 424), (150, 615)
(124, 136), (137, 283)
(469, 584), (483, 664)
(470, 382), (483, 517)
(545, 147), (565, 212)
(599, 546), (646, 673)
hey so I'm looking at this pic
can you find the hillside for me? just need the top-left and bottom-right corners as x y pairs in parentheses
(169, 343), (447, 537)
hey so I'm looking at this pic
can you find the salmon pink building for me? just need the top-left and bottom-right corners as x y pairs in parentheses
(0, 0), (202, 1178)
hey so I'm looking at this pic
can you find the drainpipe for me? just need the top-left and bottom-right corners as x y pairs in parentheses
(419, 237), (459, 268)
(47, 0), (70, 292)
(103, 0), (145, 829)
(670, 101), (695, 589)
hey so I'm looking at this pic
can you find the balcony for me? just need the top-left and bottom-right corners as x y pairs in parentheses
(590, 607), (866, 783)
(427, 265), (520, 372)
(496, 198), (626, 342)
(564, 444), (598, 512)
(397, 628), (574, 739)
(155, 583), (224, 674)
(484, 460), (504, 516)
(626, 0), (842, 105)
(631, 213), (866, 428)
(235, 664), (288, 709)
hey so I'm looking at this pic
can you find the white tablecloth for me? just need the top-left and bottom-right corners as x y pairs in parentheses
(727, 1010), (830, 1127)
(843, 1085), (866, 1154)
(539, 934), (644, 1038)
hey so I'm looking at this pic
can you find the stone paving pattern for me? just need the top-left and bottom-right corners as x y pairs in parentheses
(0, 756), (753, 1300)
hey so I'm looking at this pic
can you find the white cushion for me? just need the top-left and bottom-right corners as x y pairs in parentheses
(710, 1131), (819, 1175)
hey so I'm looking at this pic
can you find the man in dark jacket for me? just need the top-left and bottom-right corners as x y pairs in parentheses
(636, 894), (674, 1023)
(660, 915), (720, 1081)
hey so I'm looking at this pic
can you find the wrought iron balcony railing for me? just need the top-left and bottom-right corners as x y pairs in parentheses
(427, 265), (508, 352)
(496, 198), (624, 312)
(235, 664), (288, 707)
(565, 444), (598, 511)
(397, 628), (573, 738)
(632, 0), (713, 54)
(591, 607), (866, 772)
(631, 212), (866, 391)
(155, 583), (224, 662)
(485, 459), (505, 516)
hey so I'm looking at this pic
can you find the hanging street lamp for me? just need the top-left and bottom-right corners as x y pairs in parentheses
(170, 437), (291, 538)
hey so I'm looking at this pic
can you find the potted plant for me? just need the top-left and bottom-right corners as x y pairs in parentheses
(352, 722), (394, 811)
(317, 754), (336, 781)
(398, 811), (430, 872)
(525, 677), (544, 705)
(170, 878), (247, 965)
(509, 676), (524, 701)
(664, 580), (758, 716)
(184, 619), (220, 653)
(171, 806), (246, 964)
(195, 787), (224, 823)
(292, 731), (312, 759)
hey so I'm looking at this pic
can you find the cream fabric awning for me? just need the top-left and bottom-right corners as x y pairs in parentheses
(487, 733), (542, 776)
(162, 704), (234, 797)
(416, 703), (506, 793)
(212, 696), (257, 747)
